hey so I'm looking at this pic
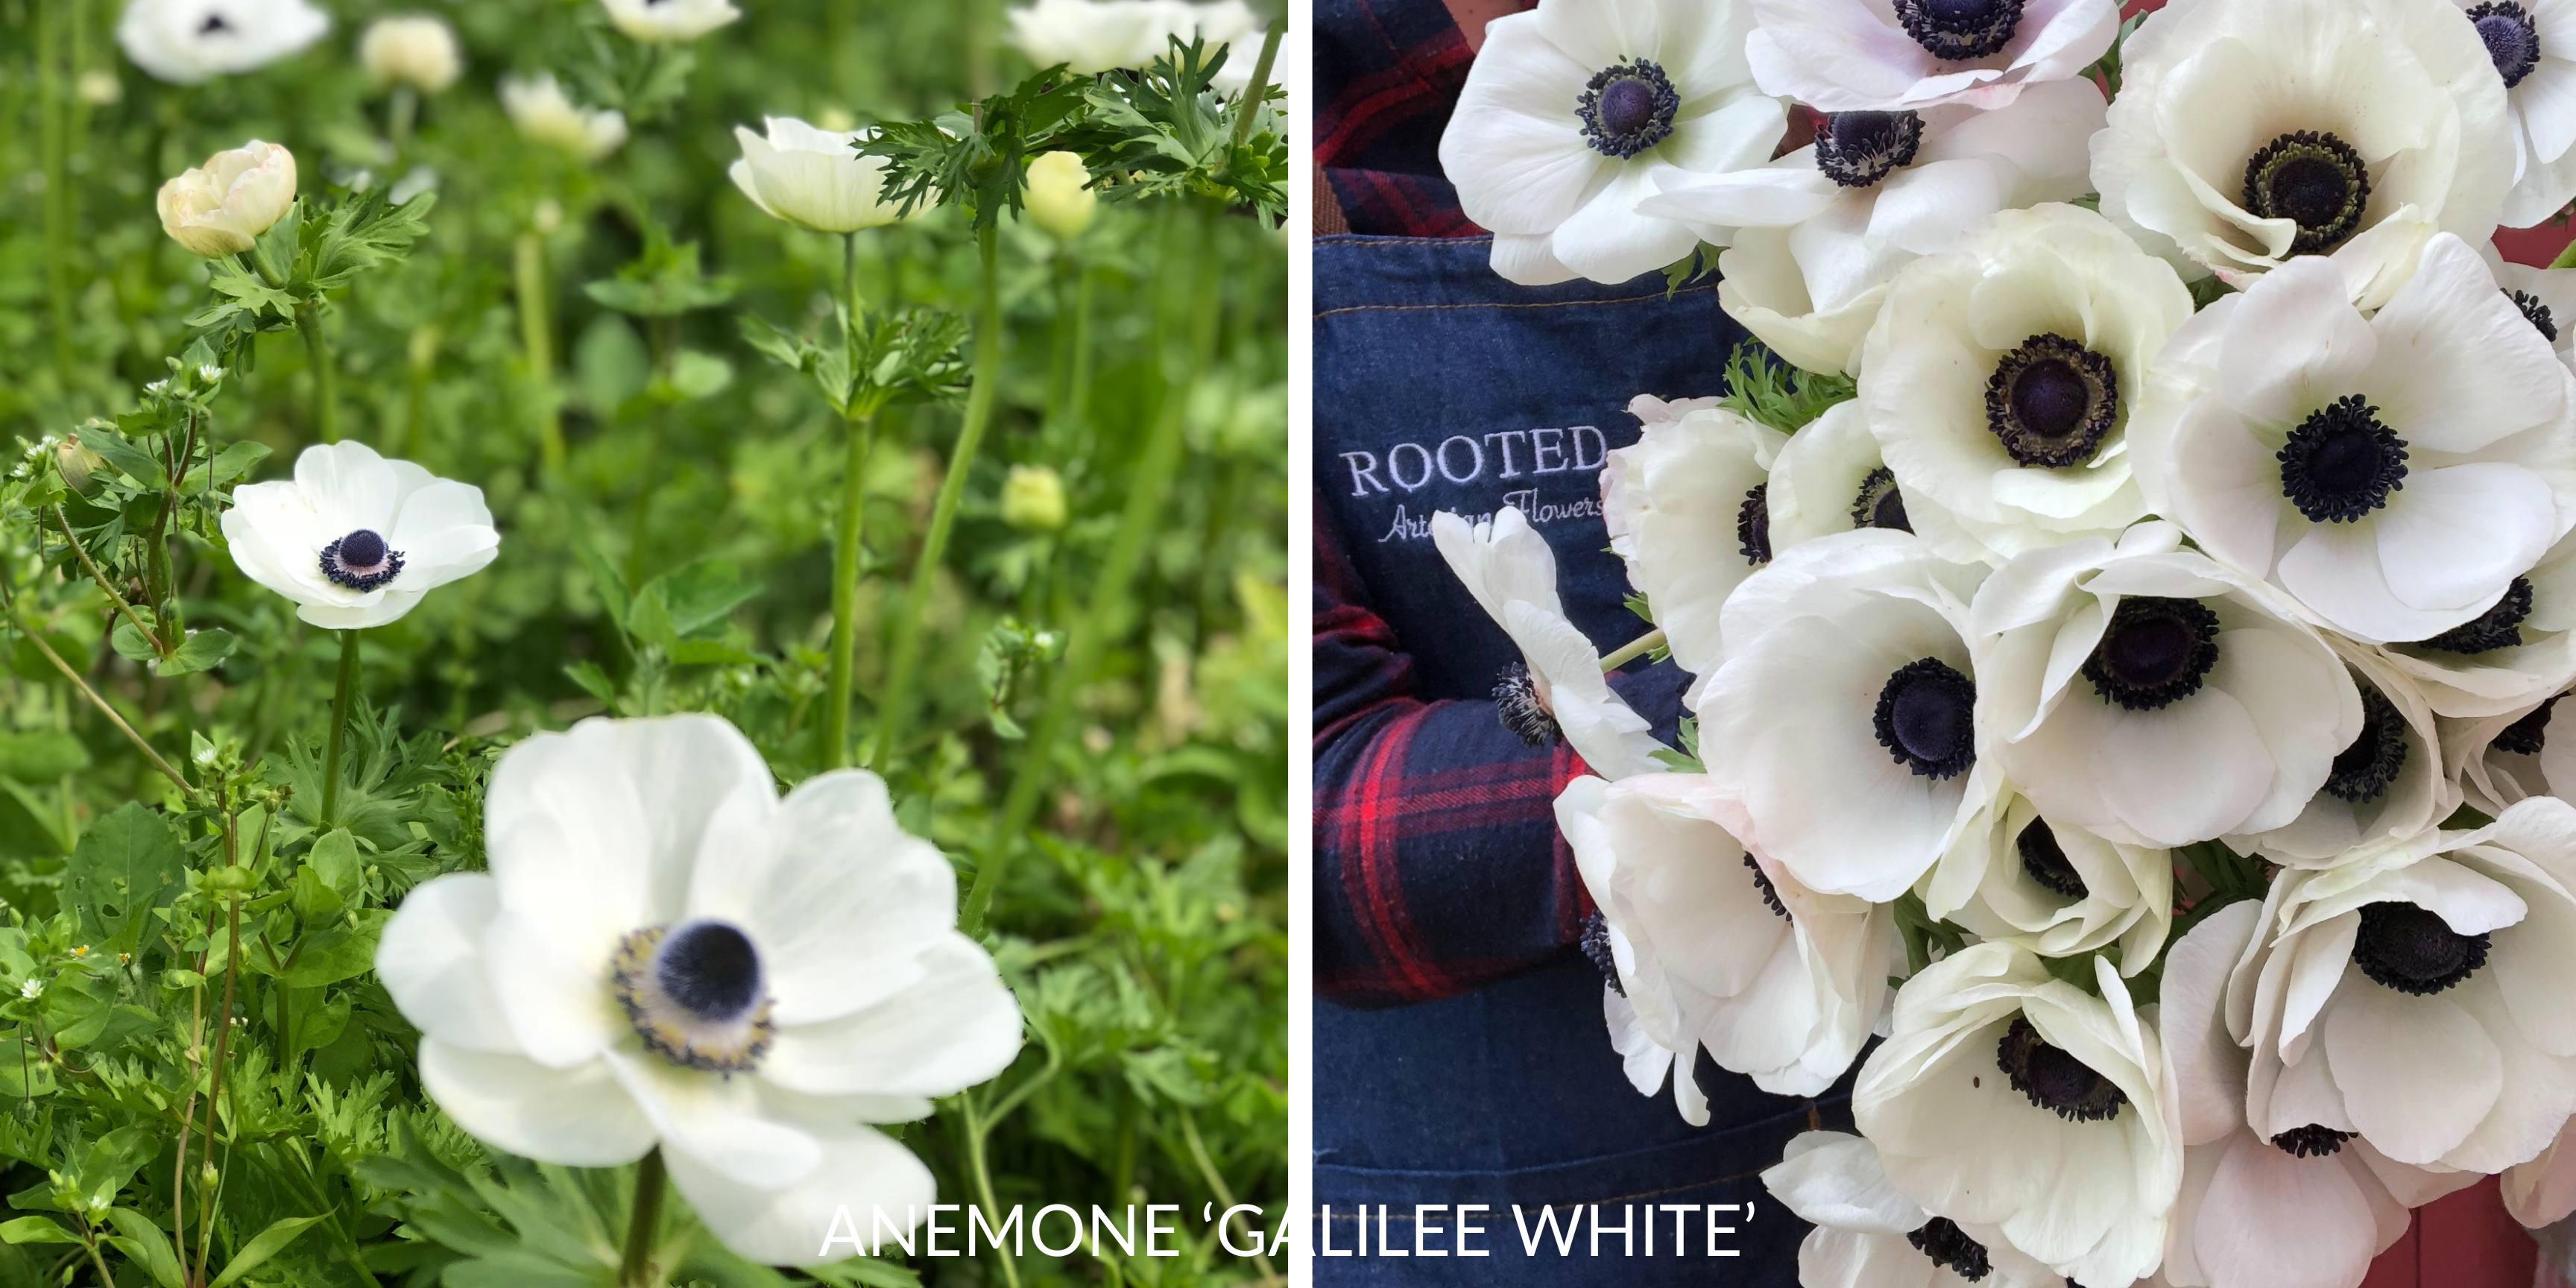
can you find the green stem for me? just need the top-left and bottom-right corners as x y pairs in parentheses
(294, 303), (339, 443)
(2554, 237), (2576, 271)
(871, 221), (1003, 769)
(38, 0), (75, 384)
(386, 85), (417, 168)
(4, 589), (195, 798)
(321, 630), (359, 826)
(624, 321), (677, 583)
(958, 1096), (1024, 1288)
(618, 1150), (667, 1288)
(1599, 628), (1664, 672)
(825, 410), (878, 766)
(962, 203), (1219, 936)
(517, 232), (566, 476)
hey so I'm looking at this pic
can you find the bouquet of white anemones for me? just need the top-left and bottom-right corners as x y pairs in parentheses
(1433, 0), (2576, 1281)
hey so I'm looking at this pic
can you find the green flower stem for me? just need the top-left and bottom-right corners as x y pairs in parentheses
(957, 1094), (1024, 1288)
(962, 203), (1222, 937)
(624, 319), (678, 583)
(871, 221), (1004, 769)
(1599, 628), (1664, 672)
(294, 302), (341, 443)
(619, 1149), (668, 1288)
(37, 0), (75, 384)
(3, 587), (194, 799)
(824, 232), (880, 765)
(516, 231), (567, 477)
(321, 629), (359, 826)
(386, 86), (418, 169)
(2554, 237), (2576, 271)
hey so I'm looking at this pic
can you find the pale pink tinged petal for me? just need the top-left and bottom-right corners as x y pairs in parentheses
(2217, 259), (2377, 428)
(2194, 1131), (2381, 1288)
(2322, 983), (2503, 1166)
(417, 1039), (656, 1167)
(1743, 0), (1928, 111)
(2374, 465), (2560, 614)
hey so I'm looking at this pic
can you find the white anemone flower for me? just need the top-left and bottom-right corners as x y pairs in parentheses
(1856, 203), (2195, 565)
(1743, 0), (2119, 112)
(1435, 0), (1789, 286)
(2456, 0), (2576, 227)
(1561, 774), (1892, 1113)
(1600, 397), (1786, 687)
(2507, 1119), (2576, 1228)
(1762, 401), (1915, 552)
(376, 714), (1023, 1266)
(1762, 1131), (2064, 1288)
(1694, 528), (1995, 900)
(2156, 900), (2481, 1288)
(599, 0), (740, 42)
(1854, 942), (2184, 1287)
(2224, 798), (2576, 1173)
(2373, 525), (2576, 720)
(116, 0), (329, 84)
(2449, 692), (2576, 815)
(221, 441), (498, 631)
(730, 118), (905, 234)
(2498, 258), (2576, 373)
(2130, 237), (2576, 646)
(2090, 0), (2514, 309)
(501, 74), (630, 162)
(1923, 788), (2173, 974)
(1646, 79), (2103, 378)
(2226, 643), (2455, 864)
(1005, 0), (1188, 73)
(1430, 508), (1667, 780)
(1969, 523), (2361, 849)
(359, 16), (463, 95)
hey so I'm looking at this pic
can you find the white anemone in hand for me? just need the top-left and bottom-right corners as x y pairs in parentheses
(2456, 0), (2576, 227)
(1857, 203), (2194, 564)
(1853, 942), (2184, 1287)
(116, 0), (329, 84)
(2227, 644), (2455, 864)
(599, 0), (740, 42)
(1648, 80), (2103, 377)
(2224, 798), (2576, 1173)
(1430, 508), (1667, 779)
(221, 441), (498, 631)
(2130, 237), (2576, 646)
(2090, 0), (2513, 308)
(1744, 0), (2118, 112)
(1923, 789), (2172, 974)
(1969, 523), (2361, 849)
(1695, 528), (1994, 900)
(1762, 1131), (2063, 1288)
(1562, 774), (1891, 1113)
(376, 715), (1023, 1266)
(1763, 401), (1915, 552)
(1435, 0), (1788, 285)
(730, 118), (905, 234)
(1600, 397), (1786, 686)
(2155, 900), (2481, 1288)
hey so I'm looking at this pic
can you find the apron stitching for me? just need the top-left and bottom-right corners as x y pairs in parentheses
(1314, 284), (1715, 320)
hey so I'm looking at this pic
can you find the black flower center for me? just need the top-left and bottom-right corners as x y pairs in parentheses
(2353, 901), (2491, 995)
(2272, 1124), (2358, 1158)
(1895, 0), (2025, 60)
(319, 528), (406, 591)
(1907, 1217), (1994, 1282)
(1984, 335), (2120, 469)
(2498, 696), (2560, 756)
(1851, 466), (1913, 533)
(613, 920), (776, 1073)
(2243, 131), (2373, 255)
(2510, 288), (2560, 344)
(1874, 657), (1977, 780)
(1579, 911), (1625, 997)
(1577, 60), (1680, 159)
(2416, 576), (2535, 655)
(657, 921), (764, 1021)
(1743, 852), (1790, 921)
(2472, 2), (2543, 87)
(1815, 111), (1926, 188)
(2325, 685), (2411, 804)
(200, 12), (231, 34)
(1494, 663), (1560, 748)
(2083, 596), (2222, 713)
(1737, 484), (1773, 566)
(1998, 1016), (2129, 1123)
(2279, 395), (2408, 523)
(2016, 820), (2088, 900)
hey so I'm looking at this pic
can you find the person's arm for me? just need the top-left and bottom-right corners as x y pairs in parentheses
(1312, 509), (1682, 1008)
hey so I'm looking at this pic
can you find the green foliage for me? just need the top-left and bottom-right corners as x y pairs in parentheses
(1718, 340), (1857, 435)
(0, 1), (1287, 1286)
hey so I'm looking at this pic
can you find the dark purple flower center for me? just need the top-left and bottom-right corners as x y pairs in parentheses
(1998, 1016), (2128, 1123)
(2016, 821), (2087, 900)
(1985, 335), (2119, 468)
(1907, 1217), (1993, 1281)
(1815, 111), (1925, 188)
(1875, 657), (1977, 780)
(2415, 576), (2534, 656)
(2471, 2), (2542, 87)
(2243, 131), (2373, 255)
(318, 528), (406, 591)
(2083, 596), (2221, 712)
(1850, 466), (1912, 533)
(2272, 1124), (2357, 1158)
(1576, 60), (1679, 159)
(2498, 696), (2560, 756)
(1737, 484), (1772, 566)
(2279, 395), (2408, 523)
(1895, 0), (2025, 60)
(2353, 901), (2490, 996)
(2324, 685), (2409, 804)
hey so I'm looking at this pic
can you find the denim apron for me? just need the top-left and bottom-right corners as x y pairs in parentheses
(1313, 233), (1848, 1286)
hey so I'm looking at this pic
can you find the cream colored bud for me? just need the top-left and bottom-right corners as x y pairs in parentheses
(500, 74), (628, 162)
(1000, 465), (1069, 532)
(77, 70), (122, 105)
(728, 116), (903, 234)
(156, 140), (297, 258)
(1023, 151), (1097, 241)
(54, 435), (107, 494)
(360, 16), (463, 95)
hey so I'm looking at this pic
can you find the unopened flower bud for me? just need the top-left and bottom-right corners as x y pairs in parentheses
(157, 140), (297, 257)
(360, 16), (463, 95)
(54, 435), (106, 494)
(1023, 151), (1097, 240)
(1000, 465), (1069, 532)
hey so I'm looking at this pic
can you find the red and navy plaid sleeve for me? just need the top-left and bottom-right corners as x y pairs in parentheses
(1314, 0), (1507, 237)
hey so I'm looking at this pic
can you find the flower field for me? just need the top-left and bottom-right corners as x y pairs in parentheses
(0, 1), (1287, 1285)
